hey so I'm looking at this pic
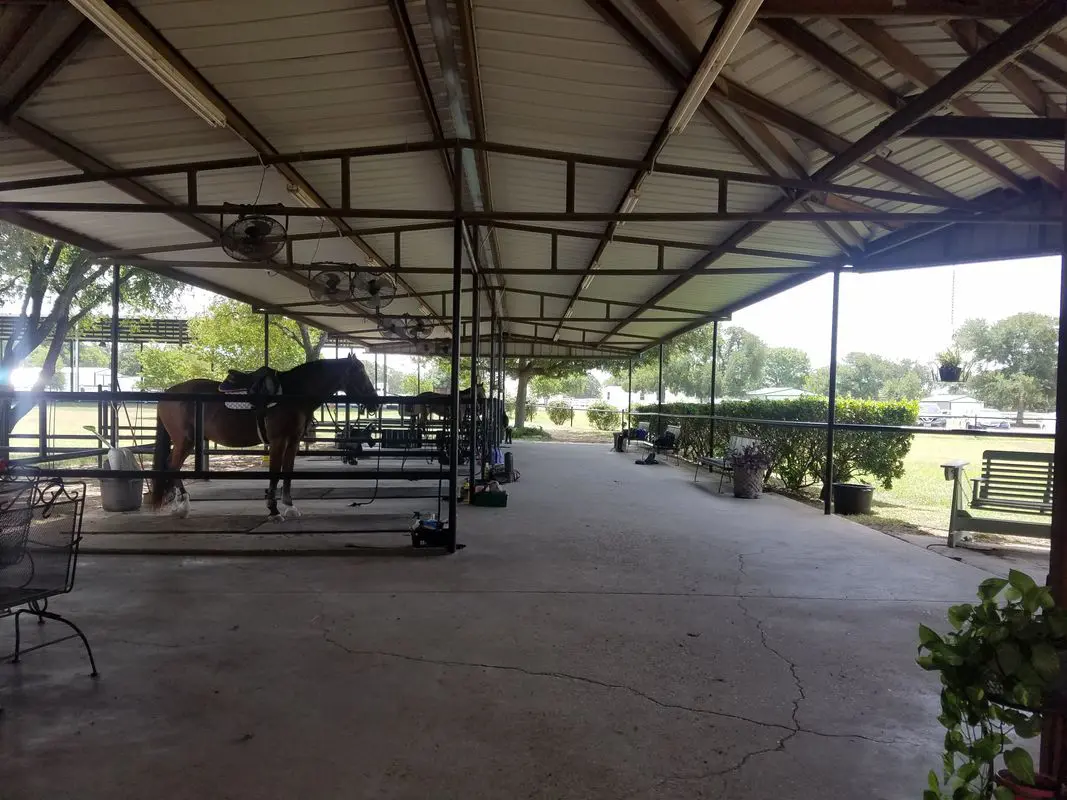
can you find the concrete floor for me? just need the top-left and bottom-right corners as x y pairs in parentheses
(0, 441), (1030, 799)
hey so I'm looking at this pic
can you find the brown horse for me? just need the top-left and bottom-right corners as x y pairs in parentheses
(150, 355), (377, 520)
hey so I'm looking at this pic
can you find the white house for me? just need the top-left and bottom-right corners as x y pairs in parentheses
(744, 387), (815, 401)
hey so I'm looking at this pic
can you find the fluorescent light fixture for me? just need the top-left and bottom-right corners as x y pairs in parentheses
(286, 184), (319, 209)
(618, 191), (639, 226)
(580, 275), (594, 292)
(68, 0), (228, 128)
(667, 0), (764, 137)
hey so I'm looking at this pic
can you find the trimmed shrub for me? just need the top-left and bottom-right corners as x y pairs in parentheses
(635, 397), (918, 491)
(546, 399), (572, 426)
(586, 400), (621, 431)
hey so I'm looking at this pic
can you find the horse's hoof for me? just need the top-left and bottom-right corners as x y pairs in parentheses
(172, 497), (190, 519)
(283, 505), (302, 519)
(267, 514), (284, 523)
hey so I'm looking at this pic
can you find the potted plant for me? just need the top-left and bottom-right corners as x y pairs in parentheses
(937, 348), (964, 383)
(917, 570), (1067, 799)
(731, 442), (772, 499)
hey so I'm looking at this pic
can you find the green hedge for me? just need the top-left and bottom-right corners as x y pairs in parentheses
(587, 400), (621, 431)
(546, 399), (572, 425)
(633, 397), (918, 491)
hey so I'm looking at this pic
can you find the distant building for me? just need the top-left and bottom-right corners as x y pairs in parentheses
(744, 387), (815, 401)
(919, 393), (986, 429)
(601, 385), (698, 410)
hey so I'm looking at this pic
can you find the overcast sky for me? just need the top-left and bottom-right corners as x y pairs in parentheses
(731, 256), (1061, 366)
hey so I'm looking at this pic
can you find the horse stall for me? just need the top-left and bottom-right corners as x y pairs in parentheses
(0, 379), (502, 554)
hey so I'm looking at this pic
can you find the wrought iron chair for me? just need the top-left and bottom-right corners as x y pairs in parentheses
(1, 468), (98, 700)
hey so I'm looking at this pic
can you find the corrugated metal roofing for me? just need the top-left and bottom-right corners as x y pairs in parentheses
(0, 0), (1061, 357)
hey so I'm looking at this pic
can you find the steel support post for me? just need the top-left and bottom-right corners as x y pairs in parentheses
(709, 320), (719, 456)
(657, 343), (664, 433)
(109, 263), (120, 448)
(488, 312), (497, 450)
(1041, 116), (1067, 781)
(263, 313), (270, 367)
(447, 145), (463, 553)
(627, 359), (633, 429)
(470, 277), (481, 492)
(824, 269), (842, 515)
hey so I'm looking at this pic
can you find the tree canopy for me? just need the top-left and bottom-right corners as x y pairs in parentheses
(137, 300), (325, 389)
(956, 313), (1058, 422)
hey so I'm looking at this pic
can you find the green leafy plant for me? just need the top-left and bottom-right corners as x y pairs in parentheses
(510, 426), (551, 441)
(545, 399), (572, 426)
(917, 570), (1067, 799)
(586, 400), (621, 431)
(635, 398), (917, 491)
(937, 348), (962, 369)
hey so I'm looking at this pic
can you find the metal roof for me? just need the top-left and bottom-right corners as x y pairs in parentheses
(0, 0), (1064, 360)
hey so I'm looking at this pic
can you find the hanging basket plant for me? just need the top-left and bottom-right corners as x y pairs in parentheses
(936, 348), (964, 383)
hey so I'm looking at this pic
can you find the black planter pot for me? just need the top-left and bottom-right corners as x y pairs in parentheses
(833, 483), (874, 515)
(938, 364), (963, 382)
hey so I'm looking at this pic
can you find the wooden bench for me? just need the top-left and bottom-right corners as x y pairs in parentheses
(634, 423), (680, 464)
(696, 435), (758, 493)
(942, 450), (1053, 547)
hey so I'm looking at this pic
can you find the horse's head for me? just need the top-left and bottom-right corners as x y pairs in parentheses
(343, 354), (379, 412)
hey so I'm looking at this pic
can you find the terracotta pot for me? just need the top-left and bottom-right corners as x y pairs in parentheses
(994, 769), (1059, 799)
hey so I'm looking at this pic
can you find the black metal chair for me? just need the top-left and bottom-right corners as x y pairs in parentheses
(1, 469), (98, 701)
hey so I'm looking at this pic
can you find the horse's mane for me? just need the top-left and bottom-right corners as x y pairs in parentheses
(278, 357), (350, 393)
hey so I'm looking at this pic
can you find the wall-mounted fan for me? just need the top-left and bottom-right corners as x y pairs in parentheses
(378, 315), (408, 340)
(401, 316), (436, 341)
(220, 210), (286, 262)
(351, 271), (396, 313)
(308, 267), (353, 306)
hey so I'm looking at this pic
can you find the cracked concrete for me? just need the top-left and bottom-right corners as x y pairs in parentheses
(0, 441), (1015, 799)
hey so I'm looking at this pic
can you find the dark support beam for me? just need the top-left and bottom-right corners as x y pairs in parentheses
(105, 1), (443, 328)
(1044, 117), (1067, 783)
(762, 17), (1028, 191)
(109, 262), (119, 448)
(448, 146), (463, 553)
(602, 0), (1067, 343)
(0, 19), (92, 119)
(945, 19), (1065, 119)
(756, 0), (1043, 17)
(838, 16), (1065, 187)
(598, 0), (958, 201)
(904, 115), (1065, 141)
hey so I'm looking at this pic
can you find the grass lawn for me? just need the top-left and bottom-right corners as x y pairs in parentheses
(834, 433), (1053, 536)
(521, 409), (615, 443)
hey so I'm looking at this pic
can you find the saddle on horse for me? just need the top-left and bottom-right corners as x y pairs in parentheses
(220, 366), (281, 444)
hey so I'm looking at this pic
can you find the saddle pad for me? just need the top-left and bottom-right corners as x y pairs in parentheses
(222, 391), (278, 412)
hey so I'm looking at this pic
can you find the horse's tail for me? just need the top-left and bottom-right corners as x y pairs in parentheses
(150, 414), (173, 509)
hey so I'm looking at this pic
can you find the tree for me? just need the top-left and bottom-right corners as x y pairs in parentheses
(716, 327), (767, 398)
(531, 371), (601, 399)
(137, 300), (323, 388)
(271, 318), (326, 363)
(189, 300), (308, 376)
(0, 223), (178, 425)
(955, 313), (1058, 423)
(507, 358), (614, 428)
(763, 347), (810, 388)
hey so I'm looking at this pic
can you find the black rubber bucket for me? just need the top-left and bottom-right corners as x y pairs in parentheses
(832, 483), (874, 515)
